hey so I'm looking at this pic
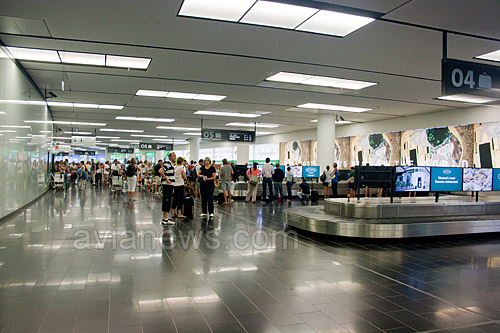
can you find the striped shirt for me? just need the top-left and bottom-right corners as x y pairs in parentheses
(162, 160), (175, 184)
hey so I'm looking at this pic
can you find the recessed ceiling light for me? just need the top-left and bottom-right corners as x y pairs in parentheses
(130, 134), (169, 138)
(266, 72), (377, 90)
(96, 136), (120, 139)
(40, 131), (51, 133)
(225, 122), (279, 128)
(240, 1), (318, 29)
(136, 90), (168, 97)
(99, 105), (124, 110)
(298, 103), (371, 112)
(157, 126), (201, 131)
(64, 131), (93, 135)
(0, 111), (5, 114)
(110, 139), (140, 143)
(24, 120), (106, 126)
(106, 55), (151, 69)
(476, 49), (500, 62)
(0, 130), (16, 133)
(296, 10), (375, 37)
(100, 128), (144, 133)
(166, 92), (198, 99)
(47, 102), (74, 108)
(179, 0), (257, 22)
(183, 132), (202, 136)
(73, 103), (99, 109)
(194, 110), (261, 118)
(256, 131), (273, 136)
(7, 47), (60, 62)
(116, 116), (175, 122)
(58, 51), (106, 66)
(310, 119), (352, 124)
(49, 137), (71, 140)
(437, 94), (498, 104)
(135, 89), (226, 101)
(1, 125), (31, 129)
(46, 101), (123, 109)
(193, 94), (227, 101)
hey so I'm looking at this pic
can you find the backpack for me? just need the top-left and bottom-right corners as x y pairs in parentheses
(126, 164), (136, 177)
(320, 173), (326, 182)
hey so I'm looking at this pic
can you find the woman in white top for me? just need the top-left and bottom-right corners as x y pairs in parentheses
(171, 157), (187, 219)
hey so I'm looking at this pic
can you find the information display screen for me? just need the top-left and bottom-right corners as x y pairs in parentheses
(395, 166), (430, 192)
(202, 128), (255, 142)
(430, 167), (463, 191)
(302, 166), (320, 178)
(290, 166), (302, 178)
(463, 168), (493, 191)
(493, 169), (500, 191)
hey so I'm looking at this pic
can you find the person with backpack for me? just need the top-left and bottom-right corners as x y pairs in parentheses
(245, 162), (261, 203)
(125, 158), (139, 203)
(321, 165), (331, 199)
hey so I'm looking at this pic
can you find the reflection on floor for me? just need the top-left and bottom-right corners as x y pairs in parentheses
(0, 187), (500, 332)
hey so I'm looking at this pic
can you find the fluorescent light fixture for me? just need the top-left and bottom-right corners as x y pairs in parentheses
(49, 137), (71, 140)
(152, 139), (188, 144)
(157, 126), (201, 131)
(225, 122), (279, 128)
(99, 105), (124, 110)
(437, 94), (498, 104)
(298, 103), (371, 112)
(110, 139), (140, 143)
(96, 143), (109, 146)
(0, 111), (5, 115)
(0, 130), (16, 133)
(106, 55), (151, 69)
(240, 1), (318, 29)
(194, 110), (261, 118)
(47, 102), (74, 108)
(115, 116), (175, 122)
(73, 103), (99, 109)
(135, 89), (226, 101)
(58, 51), (105, 66)
(40, 131), (51, 133)
(131, 134), (169, 138)
(1, 125), (31, 129)
(310, 119), (352, 124)
(47, 101), (124, 109)
(256, 132), (273, 136)
(476, 49), (500, 62)
(100, 128), (144, 133)
(296, 10), (375, 37)
(266, 72), (377, 90)
(178, 0), (257, 22)
(96, 136), (120, 139)
(183, 132), (202, 136)
(7, 47), (60, 62)
(136, 90), (168, 97)
(24, 120), (106, 126)
(64, 131), (93, 135)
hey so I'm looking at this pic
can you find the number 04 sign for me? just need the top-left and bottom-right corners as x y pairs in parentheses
(442, 58), (500, 97)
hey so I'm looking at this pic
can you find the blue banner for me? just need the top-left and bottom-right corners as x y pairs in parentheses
(302, 166), (320, 178)
(430, 167), (463, 192)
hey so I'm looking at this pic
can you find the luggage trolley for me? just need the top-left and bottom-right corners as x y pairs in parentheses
(111, 176), (123, 194)
(53, 173), (65, 191)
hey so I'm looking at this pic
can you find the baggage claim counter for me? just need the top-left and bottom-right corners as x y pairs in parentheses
(285, 166), (500, 238)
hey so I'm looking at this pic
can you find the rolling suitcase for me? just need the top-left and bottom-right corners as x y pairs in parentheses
(217, 192), (225, 205)
(310, 190), (319, 202)
(183, 196), (194, 219)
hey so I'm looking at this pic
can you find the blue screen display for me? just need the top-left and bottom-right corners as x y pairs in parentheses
(430, 167), (463, 192)
(302, 166), (320, 178)
(395, 166), (431, 192)
(492, 169), (500, 191)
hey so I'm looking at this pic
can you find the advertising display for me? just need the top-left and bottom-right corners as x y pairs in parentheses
(302, 166), (320, 178)
(250, 143), (279, 164)
(474, 121), (500, 168)
(430, 167), (463, 192)
(290, 166), (302, 178)
(350, 132), (401, 167)
(395, 166), (431, 192)
(463, 168), (493, 191)
(493, 169), (500, 191)
(279, 140), (317, 166)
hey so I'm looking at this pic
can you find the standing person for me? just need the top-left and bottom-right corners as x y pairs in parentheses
(261, 157), (274, 203)
(153, 160), (163, 195)
(198, 157), (217, 218)
(125, 158), (139, 203)
(285, 166), (294, 202)
(245, 162), (261, 203)
(90, 159), (96, 185)
(70, 161), (78, 186)
(78, 162), (87, 191)
(321, 165), (331, 199)
(103, 161), (110, 186)
(159, 153), (176, 225)
(171, 157), (187, 219)
(230, 162), (237, 199)
(331, 163), (339, 198)
(347, 166), (356, 198)
(95, 161), (102, 186)
(272, 163), (285, 202)
(220, 158), (233, 205)
(194, 159), (203, 200)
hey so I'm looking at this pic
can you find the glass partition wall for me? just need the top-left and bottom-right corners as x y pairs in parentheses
(0, 54), (52, 219)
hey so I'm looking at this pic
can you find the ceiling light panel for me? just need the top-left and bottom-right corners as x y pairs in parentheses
(58, 51), (105, 66)
(266, 72), (312, 83)
(157, 126), (201, 131)
(106, 55), (151, 69)
(136, 90), (168, 97)
(130, 134), (169, 138)
(166, 92), (198, 99)
(24, 120), (106, 126)
(225, 122), (279, 128)
(179, 0), (257, 22)
(7, 47), (60, 62)
(100, 128), (144, 133)
(296, 10), (375, 37)
(183, 132), (202, 136)
(136, 90), (226, 101)
(1, 125), (31, 128)
(64, 131), (93, 135)
(240, 1), (318, 29)
(266, 72), (377, 90)
(116, 116), (175, 122)
(437, 94), (498, 104)
(298, 103), (371, 112)
(476, 49), (500, 62)
(194, 110), (261, 118)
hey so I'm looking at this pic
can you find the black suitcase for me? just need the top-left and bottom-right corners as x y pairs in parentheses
(183, 196), (194, 219)
(217, 192), (225, 205)
(310, 190), (319, 202)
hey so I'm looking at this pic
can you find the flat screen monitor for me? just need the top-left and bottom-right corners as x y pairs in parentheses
(395, 166), (430, 192)
(430, 167), (463, 192)
(463, 168), (493, 191)
(302, 166), (320, 178)
(493, 169), (500, 191)
(290, 166), (302, 178)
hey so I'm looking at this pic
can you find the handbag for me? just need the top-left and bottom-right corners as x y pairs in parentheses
(347, 176), (355, 184)
(250, 174), (259, 185)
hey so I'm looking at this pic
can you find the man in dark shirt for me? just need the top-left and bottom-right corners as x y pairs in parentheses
(298, 178), (310, 200)
(272, 163), (285, 201)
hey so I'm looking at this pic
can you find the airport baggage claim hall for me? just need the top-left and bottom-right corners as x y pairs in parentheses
(2, 1), (500, 332)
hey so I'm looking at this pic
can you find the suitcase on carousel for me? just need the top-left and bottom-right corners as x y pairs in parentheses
(310, 190), (319, 202)
(183, 196), (194, 219)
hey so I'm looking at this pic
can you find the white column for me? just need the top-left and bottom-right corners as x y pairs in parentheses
(317, 112), (336, 169)
(237, 143), (250, 165)
(189, 137), (200, 162)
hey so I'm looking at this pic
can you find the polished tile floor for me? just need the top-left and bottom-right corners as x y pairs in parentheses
(1, 186), (500, 332)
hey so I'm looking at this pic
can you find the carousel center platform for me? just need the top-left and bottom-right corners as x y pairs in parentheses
(285, 196), (500, 238)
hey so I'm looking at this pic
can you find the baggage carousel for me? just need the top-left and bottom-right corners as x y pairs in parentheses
(284, 197), (500, 238)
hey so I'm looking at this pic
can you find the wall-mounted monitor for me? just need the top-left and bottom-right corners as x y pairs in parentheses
(463, 168), (493, 191)
(302, 166), (320, 178)
(430, 167), (463, 192)
(395, 166), (430, 192)
(493, 169), (500, 191)
(290, 166), (302, 178)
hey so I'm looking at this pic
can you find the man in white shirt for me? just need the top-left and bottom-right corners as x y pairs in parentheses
(261, 157), (274, 203)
